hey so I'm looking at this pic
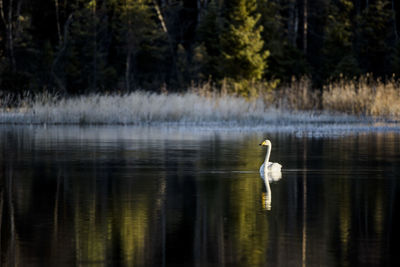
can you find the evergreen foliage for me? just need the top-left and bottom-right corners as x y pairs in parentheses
(323, 0), (360, 79)
(0, 0), (400, 94)
(355, 0), (393, 76)
(196, 1), (222, 80)
(219, 0), (268, 83)
(257, 0), (307, 82)
(113, 0), (169, 91)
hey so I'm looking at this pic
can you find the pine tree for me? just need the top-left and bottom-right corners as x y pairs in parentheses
(219, 0), (269, 84)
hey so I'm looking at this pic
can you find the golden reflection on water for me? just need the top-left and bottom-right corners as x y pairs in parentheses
(228, 173), (268, 266)
(119, 202), (148, 266)
(0, 128), (399, 266)
(70, 174), (164, 266)
(74, 194), (107, 265)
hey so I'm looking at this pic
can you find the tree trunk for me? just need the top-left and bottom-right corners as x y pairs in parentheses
(7, 0), (16, 72)
(54, 0), (62, 44)
(152, 0), (177, 84)
(303, 0), (307, 55)
(92, 0), (97, 91)
(153, 0), (168, 33)
(197, 0), (208, 27)
(15, 0), (21, 36)
(197, 0), (201, 25)
(125, 49), (132, 91)
(288, 0), (299, 47)
(0, 0), (6, 71)
(392, 0), (398, 42)
(0, 0), (5, 24)
(51, 14), (73, 94)
(196, 0), (209, 25)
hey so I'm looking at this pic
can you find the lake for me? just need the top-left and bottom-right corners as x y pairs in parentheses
(1, 125), (400, 266)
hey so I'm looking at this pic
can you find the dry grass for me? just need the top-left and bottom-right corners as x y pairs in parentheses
(322, 76), (400, 118)
(0, 91), (270, 124)
(268, 77), (320, 110)
(1, 75), (400, 124)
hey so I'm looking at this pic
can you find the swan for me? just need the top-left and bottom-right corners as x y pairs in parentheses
(259, 139), (282, 179)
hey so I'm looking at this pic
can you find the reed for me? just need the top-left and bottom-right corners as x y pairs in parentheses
(322, 76), (400, 118)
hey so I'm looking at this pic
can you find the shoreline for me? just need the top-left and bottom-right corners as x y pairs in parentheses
(0, 111), (387, 125)
(1, 91), (399, 129)
(1, 119), (400, 137)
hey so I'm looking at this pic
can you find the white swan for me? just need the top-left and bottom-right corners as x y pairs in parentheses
(259, 139), (282, 179)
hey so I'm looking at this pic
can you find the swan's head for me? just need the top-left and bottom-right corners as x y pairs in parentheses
(259, 139), (271, 146)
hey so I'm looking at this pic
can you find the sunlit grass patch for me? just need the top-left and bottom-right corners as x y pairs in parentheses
(322, 76), (400, 118)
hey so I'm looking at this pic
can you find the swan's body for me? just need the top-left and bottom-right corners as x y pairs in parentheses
(259, 139), (282, 179)
(260, 162), (282, 175)
(260, 163), (282, 181)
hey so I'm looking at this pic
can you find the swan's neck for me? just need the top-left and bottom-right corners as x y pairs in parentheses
(263, 144), (271, 176)
(264, 144), (271, 165)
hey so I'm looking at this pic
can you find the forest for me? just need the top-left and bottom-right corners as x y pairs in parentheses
(0, 0), (399, 97)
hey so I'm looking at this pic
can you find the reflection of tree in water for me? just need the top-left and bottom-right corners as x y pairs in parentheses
(68, 154), (167, 266)
(1, 165), (20, 266)
(0, 129), (400, 266)
(0, 134), (168, 266)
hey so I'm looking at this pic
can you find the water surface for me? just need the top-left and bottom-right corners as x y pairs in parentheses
(1, 126), (400, 266)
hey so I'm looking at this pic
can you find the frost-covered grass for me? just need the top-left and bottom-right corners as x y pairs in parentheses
(0, 91), (368, 125)
(1, 76), (400, 126)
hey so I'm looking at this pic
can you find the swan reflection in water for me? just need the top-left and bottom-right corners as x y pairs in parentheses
(261, 171), (282, 210)
(259, 139), (282, 210)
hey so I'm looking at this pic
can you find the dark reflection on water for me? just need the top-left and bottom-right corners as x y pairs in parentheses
(1, 126), (400, 266)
